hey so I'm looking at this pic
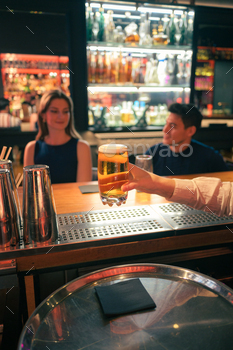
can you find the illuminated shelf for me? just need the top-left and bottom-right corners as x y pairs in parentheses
(2, 68), (69, 74)
(87, 2), (194, 16)
(87, 84), (190, 93)
(87, 42), (192, 55)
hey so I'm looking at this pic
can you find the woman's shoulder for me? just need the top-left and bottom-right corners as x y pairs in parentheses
(77, 139), (90, 151)
(25, 140), (37, 151)
(24, 140), (37, 166)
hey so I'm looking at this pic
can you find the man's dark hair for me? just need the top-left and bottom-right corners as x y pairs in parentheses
(168, 103), (203, 131)
(0, 98), (10, 111)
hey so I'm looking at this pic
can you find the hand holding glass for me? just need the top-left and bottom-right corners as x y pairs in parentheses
(98, 144), (129, 206)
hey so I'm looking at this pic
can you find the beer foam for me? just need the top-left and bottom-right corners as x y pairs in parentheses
(99, 144), (128, 154)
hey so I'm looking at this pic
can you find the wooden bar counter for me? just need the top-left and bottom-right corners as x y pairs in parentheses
(3, 171), (233, 318)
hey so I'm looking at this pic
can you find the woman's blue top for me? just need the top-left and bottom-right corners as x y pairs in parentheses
(34, 138), (78, 184)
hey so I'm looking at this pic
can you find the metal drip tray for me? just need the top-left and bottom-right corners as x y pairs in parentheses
(58, 206), (152, 226)
(152, 203), (233, 230)
(57, 206), (173, 243)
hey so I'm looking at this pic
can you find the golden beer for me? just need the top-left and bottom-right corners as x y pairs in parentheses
(98, 144), (129, 206)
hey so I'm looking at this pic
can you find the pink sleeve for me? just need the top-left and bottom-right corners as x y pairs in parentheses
(168, 177), (233, 217)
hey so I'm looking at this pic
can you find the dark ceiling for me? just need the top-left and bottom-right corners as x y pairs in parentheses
(179, 0), (233, 8)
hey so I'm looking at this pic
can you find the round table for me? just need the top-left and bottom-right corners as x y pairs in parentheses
(18, 264), (233, 349)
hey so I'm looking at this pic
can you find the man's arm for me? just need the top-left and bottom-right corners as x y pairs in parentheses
(122, 165), (233, 216)
(169, 177), (232, 216)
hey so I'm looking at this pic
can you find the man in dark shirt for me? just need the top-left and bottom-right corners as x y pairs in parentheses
(145, 103), (228, 176)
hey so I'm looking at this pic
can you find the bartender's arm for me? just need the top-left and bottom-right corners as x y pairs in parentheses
(122, 164), (233, 217)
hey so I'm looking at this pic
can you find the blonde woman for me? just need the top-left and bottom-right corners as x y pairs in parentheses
(24, 90), (92, 183)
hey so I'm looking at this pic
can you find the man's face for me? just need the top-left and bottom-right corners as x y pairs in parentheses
(163, 113), (193, 148)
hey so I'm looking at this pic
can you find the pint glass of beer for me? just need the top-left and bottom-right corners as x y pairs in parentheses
(98, 144), (129, 206)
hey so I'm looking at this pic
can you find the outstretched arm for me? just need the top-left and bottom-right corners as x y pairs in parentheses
(121, 164), (233, 216)
(122, 164), (175, 198)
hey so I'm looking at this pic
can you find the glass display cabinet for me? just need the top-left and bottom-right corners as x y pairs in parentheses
(86, 1), (194, 131)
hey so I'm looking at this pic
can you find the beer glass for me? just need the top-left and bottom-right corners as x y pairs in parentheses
(98, 144), (129, 206)
(135, 155), (153, 172)
(135, 155), (153, 193)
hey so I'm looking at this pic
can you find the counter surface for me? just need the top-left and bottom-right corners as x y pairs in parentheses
(1, 171), (233, 317)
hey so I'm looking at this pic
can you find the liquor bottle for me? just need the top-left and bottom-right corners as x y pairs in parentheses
(103, 51), (110, 83)
(152, 24), (158, 45)
(139, 59), (145, 84)
(92, 12), (99, 42)
(162, 14), (170, 38)
(144, 13), (152, 45)
(110, 52), (118, 83)
(179, 12), (187, 46)
(86, 6), (93, 42)
(170, 55), (179, 85)
(105, 10), (115, 42)
(153, 22), (168, 45)
(121, 101), (129, 124)
(87, 48), (91, 83)
(90, 51), (96, 83)
(125, 22), (139, 43)
(126, 54), (132, 82)
(187, 18), (193, 45)
(118, 51), (126, 83)
(133, 58), (140, 83)
(168, 11), (176, 45)
(95, 50), (100, 83)
(98, 6), (105, 41)
(97, 52), (104, 83)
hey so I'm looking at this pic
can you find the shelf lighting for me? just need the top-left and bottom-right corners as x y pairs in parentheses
(88, 86), (138, 93)
(138, 7), (172, 14)
(89, 3), (100, 8)
(102, 4), (136, 12)
(132, 54), (147, 57)
(174, 10), (184, 15)
(138, 87), (184, 92)
(87, 3), (193, 16)
(112, 14), (140, 20)
(89, 45), (188, 55)
(87, 86), (189, 93)
(111, 14), (160, 21)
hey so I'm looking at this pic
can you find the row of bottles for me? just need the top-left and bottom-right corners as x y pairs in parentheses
(1, 59), (60, 70)
(89, 101), (169, 127)
(86, 5), (193, 46)
(87, 50), (191, 85)
(197, 48), (233, 61)
(195, 64), (214, 77)
(1, 58), (69, 70)
(3, 72), (70, 98)
(194, 77), (214, 91)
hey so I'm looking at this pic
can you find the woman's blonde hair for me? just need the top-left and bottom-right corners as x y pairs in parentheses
(36, 89), (81, 140)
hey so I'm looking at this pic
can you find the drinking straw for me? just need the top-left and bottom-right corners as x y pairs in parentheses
(15, 173), (21, 184)
(0, 146), (7, 159)
(16, 173), (24, 188)
(4, 147), (12, 160)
